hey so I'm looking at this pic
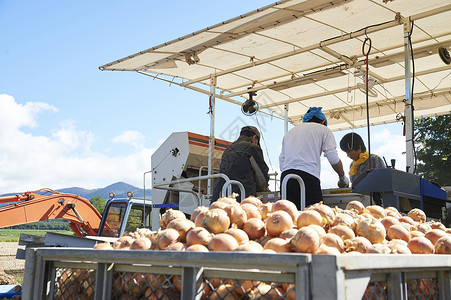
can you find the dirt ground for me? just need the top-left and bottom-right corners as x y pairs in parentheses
(0, 242), (25, 285)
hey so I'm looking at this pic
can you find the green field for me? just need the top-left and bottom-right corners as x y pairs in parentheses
(0, 229), (73, 242)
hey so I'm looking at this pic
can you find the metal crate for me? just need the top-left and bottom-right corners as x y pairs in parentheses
(22, 248), (451, 299)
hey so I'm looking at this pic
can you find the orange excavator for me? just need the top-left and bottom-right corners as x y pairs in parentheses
(0, 188), (152, 238)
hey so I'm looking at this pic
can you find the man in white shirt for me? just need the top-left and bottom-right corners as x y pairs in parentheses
(279, 107), (349, 209)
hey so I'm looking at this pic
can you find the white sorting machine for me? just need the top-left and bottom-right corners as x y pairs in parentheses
(150, 132), (234, 229)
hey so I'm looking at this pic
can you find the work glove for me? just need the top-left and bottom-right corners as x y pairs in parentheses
(338, 175), (350, 188)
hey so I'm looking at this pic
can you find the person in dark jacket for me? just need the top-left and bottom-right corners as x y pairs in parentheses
(211, 126), (269, 202)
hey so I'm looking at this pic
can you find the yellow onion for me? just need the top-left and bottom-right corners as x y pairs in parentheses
(130, 238), (151, 250)
(225, 227), (249, 245)
(407, 237), (434, 254)
(435, 236), (451, 254)
(266, 210), (293, 237)
(240, 203), (262, 220)
(410, 230), (425, 238)
(159, 209), (186, 229)
(279, 228), (298, 240)
(344, 236), (372, 253)
(156, 228), (180, 250)
(366, 244), (391, 254)
(387, 224), (411, 242)
(166, 219), (195, 243)
(307, 224), (326, 238)
(366, 205), (386, 219)
(297, 210), (323, 228)
(398, 216), (416, 226)
(209, 200), (229, 210)
(243, 218), (266, 240)
(315, 244), (341, 255)
(388, 239), (412, 254)
(321, 233), (345, 253)
(166, 242), (187, 251)
(260, 203), (273, 220)
(328, 225), (355, 241)
(380, 216), (400, 232)
(290, 227), (320, 253)
(272, 200), (299, 222)
(241, 196), (263, 208)
(310, 203), (335, 226)
(190, 206), (208, 222)
(208, 233), (239, 252)
(93, 242), (114, 250)
(356, 218), (386, 244)
(186, 244), (209, 252)
(407, 208), (427, 223)
(202, 208), (230, 234)
(263, 237), (292, 253)
(417, 223), (432, 234)
(346, 201), (365, 214)
(186, 227), (212, 246)
(224, 204), (247, 229)
(424, 229), (448, 245)
(234, 242), (262, 253)
(430, 221), (446, 231)
(332, 213), (356, 230)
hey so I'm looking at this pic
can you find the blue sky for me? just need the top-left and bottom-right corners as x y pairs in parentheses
(0, 1), (407, 194)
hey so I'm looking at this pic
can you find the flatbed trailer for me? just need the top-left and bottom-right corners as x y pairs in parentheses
(22, 247), (451, 299)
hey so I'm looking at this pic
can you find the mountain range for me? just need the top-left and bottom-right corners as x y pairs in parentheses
(0, 182), (152, 203)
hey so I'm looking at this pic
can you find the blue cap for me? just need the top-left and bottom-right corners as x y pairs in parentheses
(302, 107), (327, 126)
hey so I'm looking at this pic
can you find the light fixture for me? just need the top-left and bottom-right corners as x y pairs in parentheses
(109, 192), (115, 199)
(269, 68), (346, 91)
(127, 191), (134, 199)
(438, 47), (451, 65)
(241, 90), (259, 116)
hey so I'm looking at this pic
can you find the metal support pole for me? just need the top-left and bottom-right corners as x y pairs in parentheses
(284, 103), (289, 134)
(404, 19), (415, 173)
(281, 174), (306, 211)
(208, 75), (216, 196)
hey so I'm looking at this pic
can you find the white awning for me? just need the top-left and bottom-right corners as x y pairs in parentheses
(100, 0), (451, 132)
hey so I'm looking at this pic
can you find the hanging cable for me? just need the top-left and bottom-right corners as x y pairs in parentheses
(362, 36), (372, 169)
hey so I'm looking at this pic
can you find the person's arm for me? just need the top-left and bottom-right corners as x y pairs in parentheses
(332, 160), (350, 188)
(253, 146), (270, 182)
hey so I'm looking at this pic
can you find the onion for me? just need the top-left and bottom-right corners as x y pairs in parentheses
(296, 210), (323, 228)
(328, 225), (355, 241)
(257, 235), (272, 247)
(208, 233), (239, 251)
(186, 244), (209, 252)
(410, 231), (425, 238)
(290, 227), (320, 253)
(344, 237), (372, 253)
(385, 206), (402, 218)
(167, 219), (195, 243)
(260, 203), (273, 220)
(435, 236), (451, 254)
(217, 197), (239, 206)
(262, 249), (277, 254)
(166, 242), (187, 251)
(249, 241), (264, 252)
(225, 228), (249, 245)
(263, 237), (292, 253)
(266, 210), (293, 237)
(307, 224), (326, 238)
(366, 244), (391, 254)
(117, 235), (134, 249)
(234, 243), (262, 253)
(424, 229), (448, 245)
(210, 284), (240, 300)
(387, 224), (411, 242)
(130, 237), (152, 250)
(398, 216), (416, 226)
(272, 200), (299, 222)
(194, 210), (207, 227)
(407, 237), (434, 254)
(223, 204), (247, 229)
(321, 233), (345, 253)
(356, 218), (386, 244)
(417, 223), (432, 234)
(366, 205), (386, 219)
(345, 201), (365, 214)
(380, 216), (400, 232)
(310, 203), (335, 226)
(209, 200), (229, 210)
(93, 242), (114, 250)
(243, 218), (266, 240)
(202, 208), (230, 234)
(159, 209), (186, 229)
(156, 228), (180, 250)
(186, 227), (212, 246)
(315, 244), (341, 255)
(241, 196), (263, 208)
(388, 239), (412, 254)
(332, 213), (356, 230)
(407, 208), (427, 223)
(430, 222), (446, 231)
(190, 206), (208, 222)
(279, 228), (298, 240)
(241, 203), (262, 220)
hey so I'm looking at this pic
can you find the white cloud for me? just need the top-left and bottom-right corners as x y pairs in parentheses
(0, 95), (154, 194)
(112, 130), (145, 147)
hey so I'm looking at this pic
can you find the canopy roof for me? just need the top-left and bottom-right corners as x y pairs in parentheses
(100, 0), (451, 131)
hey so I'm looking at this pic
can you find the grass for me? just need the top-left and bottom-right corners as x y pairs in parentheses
(0, 229), (73, 242)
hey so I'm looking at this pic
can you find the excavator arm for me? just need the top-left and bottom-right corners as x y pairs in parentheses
(0, 188), (102, 236)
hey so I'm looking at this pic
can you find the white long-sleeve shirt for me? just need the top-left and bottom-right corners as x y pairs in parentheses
(279, 122), (340, 179)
